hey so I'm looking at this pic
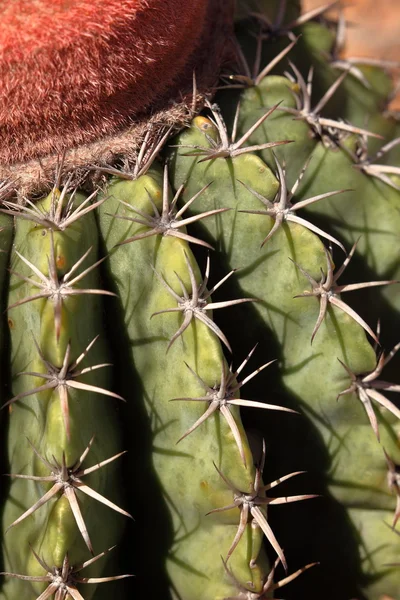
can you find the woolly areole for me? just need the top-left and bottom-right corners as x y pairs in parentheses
(0, 0), (230, 166)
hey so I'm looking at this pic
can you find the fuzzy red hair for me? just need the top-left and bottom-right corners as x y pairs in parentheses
(0, 0), (216, 165)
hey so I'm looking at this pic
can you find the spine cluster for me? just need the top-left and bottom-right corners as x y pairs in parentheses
(0, 2), (399, 599)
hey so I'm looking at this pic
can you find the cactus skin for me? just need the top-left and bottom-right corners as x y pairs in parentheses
(167, 84), (400, 597)
(1, 192), (128, 599)
(97, 167), (269, 599)
(0, 1), (400, 599)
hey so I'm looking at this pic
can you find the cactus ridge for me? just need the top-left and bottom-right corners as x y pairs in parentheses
(97, 163), (269, 598)
(112, 164), (229, 250)
(291, 242), (399, 344)
(337, 340), (400, 441)
(0, 546), (132, 599)
(238, 152), (348, 250)
(2, 335), (124, 438)
(8, 233), (115, 341)
(208, 439), (318, 569)
(172, 349), (295, 464)
(281, 63), (382, 140)
(221, 555), (318, 600)
(1, 185), (128, 597)
(4, 437), (131, 553)
(150, 250), (256, 353)
(0, 1), (400, 598)
(175, 100), (293, 161)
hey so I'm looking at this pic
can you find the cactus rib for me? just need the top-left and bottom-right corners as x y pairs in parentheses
(239, 152), (348, 250)
(337, 340), (400, 441)
(282, 62), (382, 139)
(2, 336), (124, 438)
(221, 555), (318, 600)
(112, 164), (229, 250)
(208, 440), (318, 569)
(5, 436), (131, 553)
(8, 232), (115, 341)
(172, 350), (296, 465)
(0, 547), (132, 599)
(151, 251), (256, 352)
(175, 100), (293, 161)
(291, 243), (399, 344)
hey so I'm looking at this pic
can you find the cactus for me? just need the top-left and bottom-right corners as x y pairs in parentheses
(0, 1), (399, 599)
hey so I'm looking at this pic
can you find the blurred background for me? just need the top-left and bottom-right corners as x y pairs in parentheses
(304, 0), (400, 108)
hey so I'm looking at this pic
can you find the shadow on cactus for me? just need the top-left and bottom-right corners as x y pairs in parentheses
(0, 1), (399, 599)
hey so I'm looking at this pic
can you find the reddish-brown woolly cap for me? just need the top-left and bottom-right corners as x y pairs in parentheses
(0, 0), (232, 167)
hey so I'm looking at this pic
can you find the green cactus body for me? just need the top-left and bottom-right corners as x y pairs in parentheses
(295, 20), (392, 122)
(233, 74), (316, 180)
(168, 110), (400, 597)
(96, 167), (276, 599)
(232, 66), (400, 323)
(1, 192), (127, 599)
(0, 2), (400, 599)
(234, 11), (393, 126)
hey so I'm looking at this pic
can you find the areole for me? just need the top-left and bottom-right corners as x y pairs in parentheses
(0, 0), (233, 193)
